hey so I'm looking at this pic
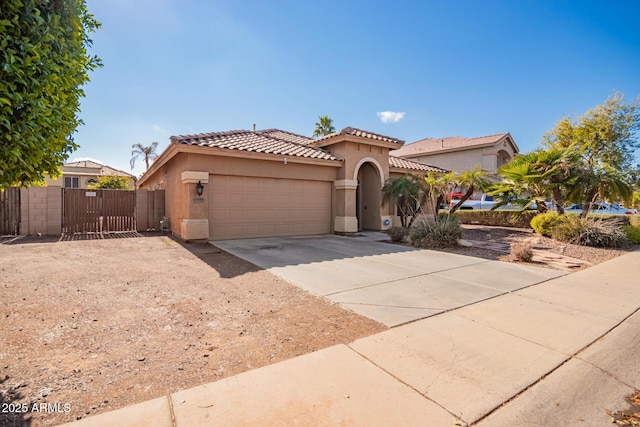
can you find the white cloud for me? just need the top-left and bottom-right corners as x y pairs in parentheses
(377, 111), (406, 123)
(152, 123), (167, 134)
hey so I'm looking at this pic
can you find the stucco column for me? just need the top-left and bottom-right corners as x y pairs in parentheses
(180, 171), (209, 241)
(334, 179), (358, 233)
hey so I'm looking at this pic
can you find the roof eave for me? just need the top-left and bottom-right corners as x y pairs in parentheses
(180, 145), (343, 166)
(389, 167), (445, 174)
(311, 134), (402, 150)
(137, 143), (343, 187)
(136, 142), (178, 187)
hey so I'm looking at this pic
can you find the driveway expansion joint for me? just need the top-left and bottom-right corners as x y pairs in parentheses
(167, 394), (177, 427)
(468, 305), (640, 425)
(346, 343), (468, 425)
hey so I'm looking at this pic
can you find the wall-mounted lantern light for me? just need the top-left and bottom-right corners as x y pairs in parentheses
(196, 180), (204, 196)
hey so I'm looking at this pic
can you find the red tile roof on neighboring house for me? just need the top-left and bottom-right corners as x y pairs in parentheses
(316, 127), (404, 145)
(392, 132), (514, 157)
(389, 155), (448, 173)
(173, 130), (342, 161)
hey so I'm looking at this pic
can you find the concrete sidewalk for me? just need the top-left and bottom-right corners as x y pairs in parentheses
(63, 249), (640, 426)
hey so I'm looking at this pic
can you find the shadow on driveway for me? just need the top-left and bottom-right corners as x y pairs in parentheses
(212, 234), (567, 327)
(174, 238), (263, 279)
(212, 234), (420, 269)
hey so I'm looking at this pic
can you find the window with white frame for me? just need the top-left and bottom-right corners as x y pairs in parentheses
(64, 176), (80, 188)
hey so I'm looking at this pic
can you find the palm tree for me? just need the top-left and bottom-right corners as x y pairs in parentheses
(488, 148), (581, 214)
(448, 168), (490, 214)
(381, 175), (423, 228)
(419, 172), (457, 220)
(312, 116), (336, 137)
(130, 142), (159, 170)
(489, 158), (550, 213)
(567, 165), (633, 218)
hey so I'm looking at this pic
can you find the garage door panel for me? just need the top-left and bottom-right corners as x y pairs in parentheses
(276, 208), (291, 218)
(227, 194), (244, 205)
(228, 178), (245, 192)
(209, 175), (331, 240)
(245, 209), (263, 220)
(210, 209), (228, 222)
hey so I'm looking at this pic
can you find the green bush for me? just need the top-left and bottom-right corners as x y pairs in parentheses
(623, 225), (640, 244)
(387, 227), (408, 243)
(453, 210), (538, 229)
(410, 216), (462, 249)
(530, 212), (562, 237)
(552, 216), (629, 247)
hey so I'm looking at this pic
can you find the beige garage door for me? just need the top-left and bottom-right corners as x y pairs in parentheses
(209, 175), (332, 240)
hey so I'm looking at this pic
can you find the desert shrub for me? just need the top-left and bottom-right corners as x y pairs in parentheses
(387, 227), (408, 243)
(623, 225), (640, 244)
(410, 216), (462, 249)
(552, 216), (629, 247)
(454, 210), (538, 229)
(511, 242), (534, 262)
(530, 212), (562, 237)
(587, 214), (631, 226)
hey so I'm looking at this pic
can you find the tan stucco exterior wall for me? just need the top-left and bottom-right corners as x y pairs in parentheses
(139, 137), (409, 240)
(138, 153), (188, 237)
(138, 152), (341, 240)
(321, 140), (393, 233)
(406, 143), (516, 173)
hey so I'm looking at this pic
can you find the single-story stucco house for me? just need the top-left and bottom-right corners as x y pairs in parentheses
(390, 132), (519, 174)
(46, 160), (136, 189)
(137, 127), (445, 241)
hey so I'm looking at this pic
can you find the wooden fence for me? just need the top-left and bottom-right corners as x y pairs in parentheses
(0, 188), (20, 235)
(62, 189), (136, 234)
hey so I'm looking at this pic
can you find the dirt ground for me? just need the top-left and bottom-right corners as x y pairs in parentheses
(1, 228), (636, 426)
(0, 234), (386, 426)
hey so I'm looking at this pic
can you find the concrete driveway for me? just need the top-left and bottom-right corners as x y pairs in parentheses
(213, 233), (566, 326)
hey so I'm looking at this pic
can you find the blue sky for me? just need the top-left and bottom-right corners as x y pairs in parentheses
(74, 0), (640, 177)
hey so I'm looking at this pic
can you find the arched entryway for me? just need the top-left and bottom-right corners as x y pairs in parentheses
(356, 162), (382, 231)
(497, 149), (512, 168)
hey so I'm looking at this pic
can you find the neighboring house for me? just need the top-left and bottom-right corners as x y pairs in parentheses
(46, 160), (136, 189)
(390, 132), (519, 174)
(137, 127), (445, 241)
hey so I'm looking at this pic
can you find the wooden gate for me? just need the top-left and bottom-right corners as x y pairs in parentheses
(63, 189), (136, 234)
(0, 188), (21, 235)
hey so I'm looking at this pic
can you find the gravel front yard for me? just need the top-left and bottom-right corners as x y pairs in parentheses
(0, 235), (385, 426)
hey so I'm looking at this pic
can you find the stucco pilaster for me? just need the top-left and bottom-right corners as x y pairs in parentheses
(179, 171), (209, 241)
(333, 179), (357, 225)
(334, 216), (358, 233)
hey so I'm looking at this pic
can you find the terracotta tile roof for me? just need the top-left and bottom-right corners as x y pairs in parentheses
(64, 160), (105, 168)
(316, 127), (404, 145)
(392, 132), (512, 157)
(257, 129), (314, 145)
(64, 160), (135, 177)
(173, 130), (342, 161)
(389, 155), (447, 173)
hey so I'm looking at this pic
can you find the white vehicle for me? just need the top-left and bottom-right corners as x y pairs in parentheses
(449, 194), (499, 210)
(565, 202), (638, 215)
(449, 194), (537, 211)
